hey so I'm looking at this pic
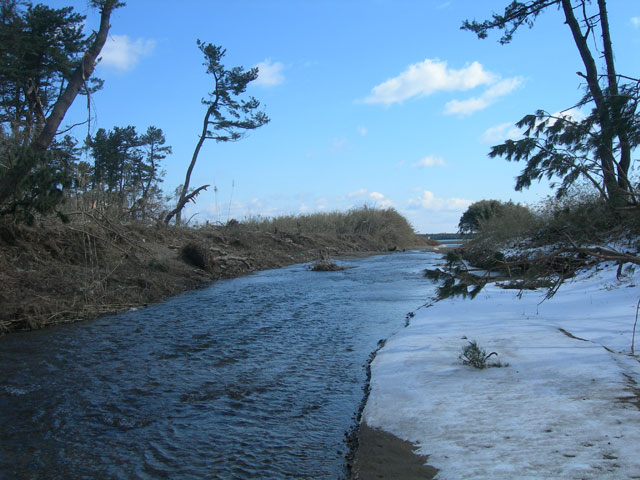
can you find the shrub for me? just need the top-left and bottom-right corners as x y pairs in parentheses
(532, 188), (624, 245)
(459, 340), (506, 369)
(476, 201), (538, 244)
(458, 200), (505, 235)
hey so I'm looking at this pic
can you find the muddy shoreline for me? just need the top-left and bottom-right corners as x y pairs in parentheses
(351, 423), (438, 480)
(346, 299), (443, 479)
(347, 335), (439, 480)
(346, 332), (439, 480)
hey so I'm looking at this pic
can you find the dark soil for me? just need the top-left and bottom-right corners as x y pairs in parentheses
(0, 219), (436, 335)
(351, 423), (438, 480)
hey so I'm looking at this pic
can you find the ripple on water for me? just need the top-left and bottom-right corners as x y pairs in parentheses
(0, 250), (441, 479)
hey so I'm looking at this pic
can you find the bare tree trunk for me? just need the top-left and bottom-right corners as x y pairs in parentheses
(34, 1), (117, 151)
(560, 0), (621, 204)
(597, 0), (633, 199)
(164, 105), (214, 225)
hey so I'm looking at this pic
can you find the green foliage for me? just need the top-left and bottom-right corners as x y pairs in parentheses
(459, 200), (504, 234)
(489, 108), (639, 203)
(197, 41), (270, 143)
(424, 252), (486, 301)
(166, 41), (270, 225)
(0, 1), (94, 139)
(85, 124), (170, 219)
(461, 0), (556, 45)
(463, 1), (640, 208)
(0, 0), (123, 223)
(459, 199), (533, 236)
(0, 134), (78, 223)
(476, 201), (537, 245)
(454, 187), (640, 303)
(459, 340), (504, 369)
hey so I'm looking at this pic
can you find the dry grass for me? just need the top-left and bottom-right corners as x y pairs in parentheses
(242, 206), (424, 248)
(0, 206), (431, 334)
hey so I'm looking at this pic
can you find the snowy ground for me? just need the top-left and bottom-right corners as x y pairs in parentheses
(362, 261), (640, 479)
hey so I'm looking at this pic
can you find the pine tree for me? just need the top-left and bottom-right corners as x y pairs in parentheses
(463, 0), (639, 207)
(164, 41), (269, 225)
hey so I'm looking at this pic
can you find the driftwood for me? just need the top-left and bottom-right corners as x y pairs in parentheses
(214, 255), (252, 269)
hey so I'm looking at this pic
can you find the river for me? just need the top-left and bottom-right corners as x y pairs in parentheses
(0, 250), (441, 479)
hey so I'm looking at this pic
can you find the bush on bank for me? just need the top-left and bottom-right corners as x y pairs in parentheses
(432, 189), (640, 302)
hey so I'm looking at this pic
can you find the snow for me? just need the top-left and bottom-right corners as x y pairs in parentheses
(362, 261), (640, 479)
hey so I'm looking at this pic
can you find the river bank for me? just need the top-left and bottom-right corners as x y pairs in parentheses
(352, 259), (640, 479)
(0, 218), (437, 335)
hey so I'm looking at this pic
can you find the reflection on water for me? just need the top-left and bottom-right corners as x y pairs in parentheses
(0, 250), (440, 479)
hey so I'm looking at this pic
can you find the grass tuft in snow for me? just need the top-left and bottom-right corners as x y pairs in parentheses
(459, 339), (508, 369)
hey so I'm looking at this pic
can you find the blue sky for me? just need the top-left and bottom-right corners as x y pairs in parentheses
(47, 0), (640, 232)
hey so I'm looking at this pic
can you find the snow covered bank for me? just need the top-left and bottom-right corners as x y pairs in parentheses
(362, 262), (640, 479)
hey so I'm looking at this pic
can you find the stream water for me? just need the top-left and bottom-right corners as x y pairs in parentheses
(0, 250), (440, 479)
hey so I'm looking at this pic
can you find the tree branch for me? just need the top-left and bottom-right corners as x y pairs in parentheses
(164, 184), (209, 225)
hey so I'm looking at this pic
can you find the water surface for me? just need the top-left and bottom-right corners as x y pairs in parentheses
(0, 250), (440, 479)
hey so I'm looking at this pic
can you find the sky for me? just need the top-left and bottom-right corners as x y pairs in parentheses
(44, 0), (640, 232)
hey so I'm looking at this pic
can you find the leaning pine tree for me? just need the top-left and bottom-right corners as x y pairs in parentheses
(0, 0), (122, 222)
(164, 41), (269, 225)
(462, 0), (639, 207)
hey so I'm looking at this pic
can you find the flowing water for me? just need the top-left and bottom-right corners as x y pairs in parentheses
(0, 250), (440, 479)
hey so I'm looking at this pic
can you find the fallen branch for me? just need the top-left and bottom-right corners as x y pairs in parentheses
(562, 232), (640, 266)
(164, 184), (210, 225)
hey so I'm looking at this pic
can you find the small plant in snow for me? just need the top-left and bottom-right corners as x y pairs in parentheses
(459, 340), (507, 369)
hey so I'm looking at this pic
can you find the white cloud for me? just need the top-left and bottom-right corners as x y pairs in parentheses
(550, 107), (586, 124)
(365, 59), (496, 105)
(412, 155), (446, 168)
(481, 122), (523, 144)
(100, 34), (155, 71)
(347, 189), (394, 208)
(254, 59), (285, 87)
(481, 107), (585, 144)
(444, 97), (490, 116)
(329, 137), (350, 153)
(348, 188), (368, 198)
(357, 126), (368, 136)
(307, 136), (352, 158)
(407, 190), (472, 211)
(444, 77), (523, 116)
(631, 17), (640, 28)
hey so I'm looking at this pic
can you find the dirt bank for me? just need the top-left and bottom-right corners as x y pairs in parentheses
(0, 219), (435, 335)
